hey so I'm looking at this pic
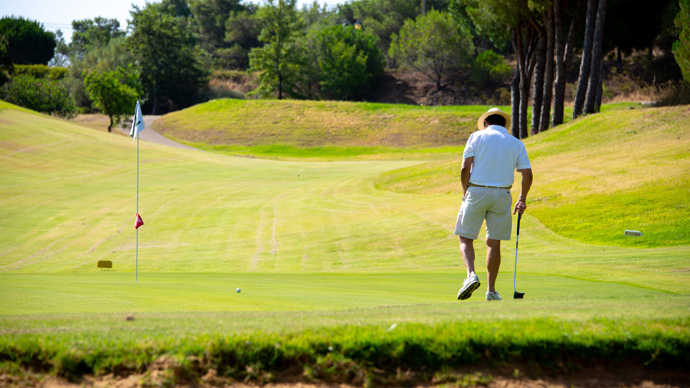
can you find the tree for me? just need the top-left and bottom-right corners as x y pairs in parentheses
(65, 37), (135, 110)
(572, 0), (597, 118)
(70, 17), (125, 58)
(344, 0), (450, 66)
(248, 0), (305, 99)
(389, 10), (474, 90)
(0, 35), (12, 86)
(674, 0), (690, 83)
(190, 0), (244, 50)
(48, 30), (70, 67)
(128, 5), (211, 113)
(470, 49), (511, 86)
(221, 6), (262, 69)
(83, 67), (141, 132)
(312, 25), (384, 100)
(604, 0), (673, 64)
(552, 0), (581, 127)
(537, 3), (555, 133)
(0, 16), (55, 65)
(462, 0), (539, 139)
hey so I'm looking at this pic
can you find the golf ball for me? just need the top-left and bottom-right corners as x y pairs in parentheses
(236, 288), (241, 293)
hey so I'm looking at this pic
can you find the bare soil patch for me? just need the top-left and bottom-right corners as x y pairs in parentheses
(6, 364), (688, 388)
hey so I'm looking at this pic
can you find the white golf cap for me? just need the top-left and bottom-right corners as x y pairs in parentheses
(477, 107), (511, 131)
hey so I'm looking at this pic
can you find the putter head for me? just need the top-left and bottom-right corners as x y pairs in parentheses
(513, 291), (525, 299)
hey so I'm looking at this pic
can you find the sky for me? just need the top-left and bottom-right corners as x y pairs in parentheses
(2, 0), (344, 43)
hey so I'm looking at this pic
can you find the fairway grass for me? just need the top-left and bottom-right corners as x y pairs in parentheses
(1, 101), (689, 384)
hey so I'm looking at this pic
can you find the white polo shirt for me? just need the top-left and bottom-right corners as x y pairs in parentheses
(463, 125), (531, 187)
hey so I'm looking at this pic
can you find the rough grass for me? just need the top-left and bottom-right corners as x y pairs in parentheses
(154, 100), (639, 159)
(154, 99), (496, 149)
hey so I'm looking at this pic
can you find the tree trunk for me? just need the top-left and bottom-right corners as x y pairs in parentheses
(108, 115), (113, 133)
(152, 94), (159, 116)
(552, 0), (566, 127)
(511, 62), (520, 138)
(539, 4), (555, 133)
(514, 22), (538, 139)
(573, 0), (598, 119)
(530, 29), (546, 135)
(278, 72), (283, 100)
(584, 0), (607, 114)
(595, 59), (604, 112)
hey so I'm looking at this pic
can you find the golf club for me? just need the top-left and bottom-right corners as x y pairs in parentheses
(513, 212), (525, 299)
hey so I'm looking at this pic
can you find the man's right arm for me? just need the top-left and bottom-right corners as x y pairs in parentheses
(461, 157), (473, 197)
(513, 168), (533, 214)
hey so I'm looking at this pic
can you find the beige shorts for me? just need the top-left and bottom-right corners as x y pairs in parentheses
(454, 186), (513, 241)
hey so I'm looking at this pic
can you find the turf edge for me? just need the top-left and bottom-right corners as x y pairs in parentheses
(1, 318), (688, 386)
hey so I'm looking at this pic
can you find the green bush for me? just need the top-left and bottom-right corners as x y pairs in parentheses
(13, 64), (67, 80)
(0, 75), (76, 117)
(471, 49), (511, 87)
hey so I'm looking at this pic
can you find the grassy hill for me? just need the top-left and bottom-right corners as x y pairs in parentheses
(154, 99), (638, 159)
(1, 99), (688, 385)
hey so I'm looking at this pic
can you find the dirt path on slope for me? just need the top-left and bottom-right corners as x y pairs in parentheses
(134, 115), (198, 151)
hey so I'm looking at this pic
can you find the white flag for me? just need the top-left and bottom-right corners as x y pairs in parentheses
(129, 100), (145, 142)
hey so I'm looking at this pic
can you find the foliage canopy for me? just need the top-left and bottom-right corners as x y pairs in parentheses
(389, 10), (474, 89)
(0, 16), (55, 65)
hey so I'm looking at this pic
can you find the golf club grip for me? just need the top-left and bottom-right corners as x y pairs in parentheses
(517, 212), (522, 236)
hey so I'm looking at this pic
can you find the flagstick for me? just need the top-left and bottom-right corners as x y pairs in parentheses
(136, 134), (139, 284)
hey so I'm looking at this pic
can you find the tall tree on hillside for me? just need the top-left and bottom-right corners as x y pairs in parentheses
(572, 0), (598, 118)
(537, 2), (555, 133)
(249, 0), (305, 99)
(675, 0), (690, 83)
(583, 0), (607, 114)
(389, 10), (474, 90)
(70, 18), (125, 58)
(463, 0), (540, 139)
(552, 0), (581, 127)
(530, 22), (546, 135)
(128, 5), (211, 113)
(0, 16), (55, 65)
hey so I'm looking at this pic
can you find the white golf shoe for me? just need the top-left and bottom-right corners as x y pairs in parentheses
(485, 291), (502, 301)
(457, 274), (480, 300)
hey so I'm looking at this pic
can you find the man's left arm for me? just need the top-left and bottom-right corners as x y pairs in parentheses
(513, 168), (533, 214)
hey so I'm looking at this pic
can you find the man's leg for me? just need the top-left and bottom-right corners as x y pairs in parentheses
(457, 236), (481, 300)
(486, 238), (501, 293)
(459, 236), (476, 278)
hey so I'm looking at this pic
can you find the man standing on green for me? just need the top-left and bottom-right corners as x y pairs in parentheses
(455, 108), (533, 301)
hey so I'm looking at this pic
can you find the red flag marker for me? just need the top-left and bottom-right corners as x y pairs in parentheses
(134, 213), (144, 229)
